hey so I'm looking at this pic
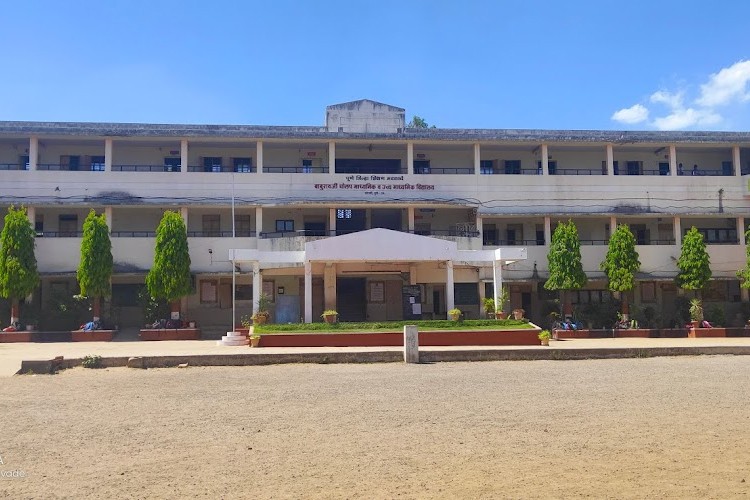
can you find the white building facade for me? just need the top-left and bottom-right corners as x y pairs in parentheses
(1, 99), (749, 334)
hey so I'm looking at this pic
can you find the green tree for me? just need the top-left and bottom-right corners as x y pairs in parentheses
(601, 224), (641, 317)
(146, 211), (192, 318)
(408, 116), (429, 128)
(0, 206), (39, 326)
(676, 226), (711, 296)
(76, 209), (113, 321)
(545, 220), (587, 315)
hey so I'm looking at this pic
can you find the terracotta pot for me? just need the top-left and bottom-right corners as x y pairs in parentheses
(254, 315), (268, 325)
(496, 312), (509, 320)
(512, 309), (525, 320)
(323, 314), (337, 324)
(540, 338), (550, 346)
(250, 337), (261, 347)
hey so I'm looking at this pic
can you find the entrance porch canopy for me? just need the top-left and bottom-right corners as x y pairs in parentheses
(230, 229), (527, 322)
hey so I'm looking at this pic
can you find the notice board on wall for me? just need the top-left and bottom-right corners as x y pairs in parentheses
(402, 285), (422, 320)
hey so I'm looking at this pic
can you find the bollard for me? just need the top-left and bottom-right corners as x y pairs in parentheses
(403, 325), (419, 363)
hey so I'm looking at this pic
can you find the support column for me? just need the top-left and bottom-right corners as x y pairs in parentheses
(29, 136), (38, 171)
(734, 145), (742, 176)
(104, 139), (113, 172)
(328, 141), (335, 174)
(329, 208), (336, 236)
(606, 144), (614, 176)
(674, 216), (682, 247)
(541, 143), (549, 176)
(473, 143), (480, 174)
(445, 260), (455, 318)
(25, 206), (35, 226)
(610, 216), (617, 237)
(669, 144), (677, 176)
(407, 141), (414, 175)
(409, 265), (417, 285)
(407, 207), (415, 233)
(323, 263), (336, 312)
(255, 207), (263, 237)
(180, 139), (188, 174)
(738, 217), (746, 245)
(493, 261), (502, 310)
(256, 141), (263, 174)
(544, 216), (552, 246)
(252, 262), (261, 315)
(475, 215), (483, 242)
(104, 207), (113, 231)
(304, 261), (313, 323)
(180, 207), (188, 228)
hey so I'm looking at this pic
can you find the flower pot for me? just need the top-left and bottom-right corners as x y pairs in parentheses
(250, 337), (261, 348)
(540, 338), (550, 346)
(323, 314), (337, 324)
(512, 309), (525, 320)
(496, 312), (508, 320)
(254, 315), (268, 325)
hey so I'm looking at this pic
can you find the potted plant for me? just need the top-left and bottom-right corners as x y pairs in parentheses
(538, 330), (551, 346)
(448, 308), (462, 321)
(512, 308), (525, 320)
(249, 334), (261, 348)
(482, 298), (497, 319)
(252, 292), (272, 325)
(689, 298), (703, 328)
(321, 309), (339, 324)
(495, 287), (511, 319)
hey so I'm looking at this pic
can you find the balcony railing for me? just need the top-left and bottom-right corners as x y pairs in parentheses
(110, 231), (157, 237)
(0, 163), (26, 170)
(187, 230), (256, 237)
(260, 228), (481, 239)
(336, 167), (406, 175)
(616, 169), (671, 176)
(415, 167), (474, 175)
(677, 168), (733, 177)
(112, 165), (181, 172)
(481, 168), (540, 175)
(551, 168), (603, 175)
(187, 166), (256, 173)
(35, 231), (84, 237)
(37, 164), (105, 171)
(263, 166), (329, 174)
(484, 239), (545, 246)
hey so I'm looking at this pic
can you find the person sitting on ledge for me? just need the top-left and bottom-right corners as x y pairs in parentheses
(692, 164), (699, 176)
(678, 163), (684, 175)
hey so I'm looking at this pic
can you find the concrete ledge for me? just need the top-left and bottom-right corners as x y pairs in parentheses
(139, 329), (201, 341)
(71, 330), (116, 342)
(0, 332), (33, 343)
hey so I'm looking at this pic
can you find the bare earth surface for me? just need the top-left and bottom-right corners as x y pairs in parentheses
(1, 356), (749, 499)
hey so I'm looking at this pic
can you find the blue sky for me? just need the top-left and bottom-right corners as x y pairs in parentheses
(2, 0), (748, 130)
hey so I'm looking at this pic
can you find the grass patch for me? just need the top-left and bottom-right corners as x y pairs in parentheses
(254, 319), (532, 334)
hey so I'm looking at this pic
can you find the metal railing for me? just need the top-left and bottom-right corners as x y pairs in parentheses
(187, 230), (256, 237)
(484, 239), (545, 246)
(0, 163), (26, 170)
(550, 169), (603, 175)
(260, 228), (481, 239)
(414, 167), (474, 175)
(35, 231), (84, 237)
(110, 231), (156, 237)
(112, 165), (181, 172)
(480, 168), (541, 175)
(37, 164), (104, 172)
(263, 166), (329, 174)
(187, 166), (256, 173)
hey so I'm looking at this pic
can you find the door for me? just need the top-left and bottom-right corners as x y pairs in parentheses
(336, 278), (367, 321)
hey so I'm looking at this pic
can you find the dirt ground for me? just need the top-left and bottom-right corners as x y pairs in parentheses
(1, 356), (749, 499)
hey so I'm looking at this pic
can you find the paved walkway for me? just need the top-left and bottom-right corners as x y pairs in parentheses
(3, 337), (750, 376)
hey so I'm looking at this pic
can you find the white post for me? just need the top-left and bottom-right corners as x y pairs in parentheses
(252, 261), (261, 316)
(407, 207), (415, 233)
(180, 139), (188, 174)
(407, 141), (414, 175)
(304, 261), (313, 322)
(473, 143), (480, 174)
(544, 216), (552, 246)
(104, 207), (112, 231)
(738, 217), (746, 245)
(606, 144), (614, 175)
(403, 325), (419, 363)
(104, 139), (113, 172)
(26, 206), (35, 226)
(446, 260), (455, 318)
(329, 208), (336, 236)
(669, 144), (677, 176)
(29, 136), (38, 171)
(492, 260), (503, 312)
(476, 215), (483, 242)
(180, 207), (188, 227)
(328, 141), (335, 174)
(256, 141), (264, 174)
(674, 216), (682, 247)
(734, 145), (742, 176)
(541, 143), (549, 176)
(610, 216), (617, 238)
(255, 207), (263, 237)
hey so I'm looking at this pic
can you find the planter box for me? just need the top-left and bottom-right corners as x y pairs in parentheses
(257, 328), (541, 348)
(688, 327), (727, 338)
(139, 328), (201, 341)
(725, 327), (750, 338)
(0, 331), (33, 343)
(71, 330), (115, 342)
(553, 329), (616, 340)
(614, 328), (656, 338)
(658, 328), (689, 338)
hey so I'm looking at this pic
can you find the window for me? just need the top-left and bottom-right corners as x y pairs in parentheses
(275, 220), (294, 233)
(626, 161), (641, 175)
(164, 157), (181, 172)
(61, 155), (80, 171)
(233, 157), (252, 173)
(483, 224), (497, 245)
(200, 280), (218, 303)
(504, 160), (521, 174)
(58, 214), (78, 236)
(34, 216), (44, 236)
(202, 215), (220, 236)
(19, 155), (29, 170)
(537, 161), (557, 175)
(414, 160), (430, 174)
(722, 161), (733, 176)
(480, 160), (494, 175)
(234, 215), (252, 236)
(658, 162), (670, 175)
(235, 285), (253, 301)
(572, 290), (611, 304)
(640, 282), (656, 303)
(90, 155), (105, 171)
(694, 228), (737, 244)
(203, 157), (222, 173)
(336, 209), (352, 219)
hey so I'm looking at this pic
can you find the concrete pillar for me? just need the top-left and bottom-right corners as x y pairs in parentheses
(738, 217), (746, 245)
(606, 144), (614, 175)
(541, 144), (549, 176)
(409, 265), (417, 285)
(544, 216), (552, 246)
(407, 207), (415, 232)
(734, 145), (742, 176)
(29, 136), (38, 171)
(742, 288), (750, 302)
(304, 261), (313, 323)
(610, 216), (617, 238)
(256, 141), (264, 174)
(674, 216), (682, 247)
(403, 325), (419, 363)
(180, 207), (188, 228)
(669, 144), (677, 176)
(328, 141), (335, 174)
(252, 261), (261, 315)
(407, 142), (414, 175)
(324, 263), (337, 311)
(475, 215), (483, 241)
(105, 139), (113, 172)
(25, 206), (35, 226)
(180, 139), (188, 174)
(492, 260), (503, 312)
(473, 143), (480, 174)
(445, 260), (455, 318)
(255, 207), (263, 236)
(104, 207), (113, 231)
(329, 208), (336, 236)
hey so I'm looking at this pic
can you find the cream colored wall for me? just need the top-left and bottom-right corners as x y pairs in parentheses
(265, 147), (326, 168)
(612, 149), (670, 172)
(112, 145), (176, 165)
(0, 146), (23, 164)
(681, 217), (737, 230)
(188, 146), (258, 166)
(551, 149), (605, 172)
(676, 149), (733, 170)
(38, 144), (104, 165)
(35, 207), (95, 232)
(480, 148), (537, 170)
(111, 208), (165, 232)
(413, 147), (471, 169)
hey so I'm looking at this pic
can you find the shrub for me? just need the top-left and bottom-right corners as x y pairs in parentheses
(81, 355), (103, 369)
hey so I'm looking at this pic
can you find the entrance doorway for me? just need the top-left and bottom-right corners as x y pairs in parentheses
(337, 278), (367, 321)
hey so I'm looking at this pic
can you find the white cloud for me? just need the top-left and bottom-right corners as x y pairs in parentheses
(611, 104), (649, 124)
(610, 60), (750, 130)
(696, 60), (750, 107)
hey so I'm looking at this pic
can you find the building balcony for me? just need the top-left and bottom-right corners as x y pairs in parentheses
(263, 166), (329, 174)
(112, 164), (181, 172)
(415, 167), (474, 175)
(187, 165), (257, 173)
